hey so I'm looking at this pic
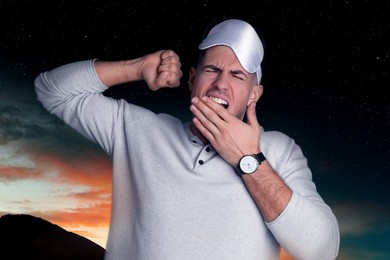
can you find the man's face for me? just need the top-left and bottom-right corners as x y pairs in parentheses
(189, 46), (262, 120)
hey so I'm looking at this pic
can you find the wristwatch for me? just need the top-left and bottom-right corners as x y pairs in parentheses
(236, 152), (266, 176)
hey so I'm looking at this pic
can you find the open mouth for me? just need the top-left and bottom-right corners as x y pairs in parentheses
(209, 96), (229, 109)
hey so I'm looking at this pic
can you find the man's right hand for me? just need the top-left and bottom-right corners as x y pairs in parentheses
(140, 50), (183, 91)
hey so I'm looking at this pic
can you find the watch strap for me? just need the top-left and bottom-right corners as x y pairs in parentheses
(254, 152), (266, 164)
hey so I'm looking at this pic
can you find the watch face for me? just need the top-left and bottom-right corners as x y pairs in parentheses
(239, 155), (259, 174)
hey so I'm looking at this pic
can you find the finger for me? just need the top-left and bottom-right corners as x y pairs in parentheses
(192, 117), (216, 142)
(191, 97), (224, 128)
(163, 71), (182, 88)
(160, 50), (179, 62)
(155, 66), (182, 88)
(190, 97), (220, 134)
(160, 50), (181, 70)
(192, 96), (234, 133)
(200, 96), (231, 123)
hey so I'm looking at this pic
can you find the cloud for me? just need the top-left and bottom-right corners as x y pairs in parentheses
(331, 201), (390, 259)
(0, 165), (43, 182)
(337, 248), (387, 260)
(0, 74), (113, 247)
(65, 188), (111, 201)
(0, 104), (50, 142)
(0, 73), (103, 159)
(333, 201), (390, 237)
(0, 77), (52, 144)
(0, 140), (112, 187)
(0, 139), (113, 222)
(33, 201), (111, 228)
(0, 76), (112, 186)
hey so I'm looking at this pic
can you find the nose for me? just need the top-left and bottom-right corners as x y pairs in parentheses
(212, 72), (229, 91)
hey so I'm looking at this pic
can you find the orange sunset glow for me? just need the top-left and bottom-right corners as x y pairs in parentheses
(0, 98), (113, 247)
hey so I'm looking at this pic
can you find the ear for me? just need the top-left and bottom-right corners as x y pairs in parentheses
(247, 84), (263, 105)
(188, 67), (196, 91)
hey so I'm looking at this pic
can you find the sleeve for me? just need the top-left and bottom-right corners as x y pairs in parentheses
(263, 131), (340, 260)
(34, 59), (126, 156)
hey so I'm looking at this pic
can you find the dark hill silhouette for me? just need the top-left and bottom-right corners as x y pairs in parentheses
(0, 214), (105, 260)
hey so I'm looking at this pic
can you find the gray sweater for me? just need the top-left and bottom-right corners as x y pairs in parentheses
(34, 60), (339, 260)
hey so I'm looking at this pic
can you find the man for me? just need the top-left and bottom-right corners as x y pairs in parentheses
(35, 18), (339, 259)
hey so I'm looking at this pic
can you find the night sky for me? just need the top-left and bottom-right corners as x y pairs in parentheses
(1, 1), (389, 259)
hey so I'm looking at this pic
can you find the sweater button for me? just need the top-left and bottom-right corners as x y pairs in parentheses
(198, 160), (204, 165)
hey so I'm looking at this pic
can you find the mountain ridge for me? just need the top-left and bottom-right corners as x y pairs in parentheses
(0, 214), (105, 259)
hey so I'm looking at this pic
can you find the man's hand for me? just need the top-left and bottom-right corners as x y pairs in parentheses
(190, 96), (261, 166)
(141, 50), (183, 91)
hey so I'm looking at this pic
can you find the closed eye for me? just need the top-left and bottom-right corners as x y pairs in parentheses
(231, 71), (246, 81)
(204, 65), (221, 73)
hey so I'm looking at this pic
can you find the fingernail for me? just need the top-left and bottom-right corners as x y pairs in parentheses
(191, 97), (199, 103)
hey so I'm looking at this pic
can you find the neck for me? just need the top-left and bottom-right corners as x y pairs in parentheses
(190, 123), (209, 144)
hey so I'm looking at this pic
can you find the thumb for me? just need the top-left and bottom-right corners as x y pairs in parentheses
(156, 71), (181, 89)
(156, 71), (169, 85)
(152, 71), (172, 90)
(246, 101), (259, 127)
